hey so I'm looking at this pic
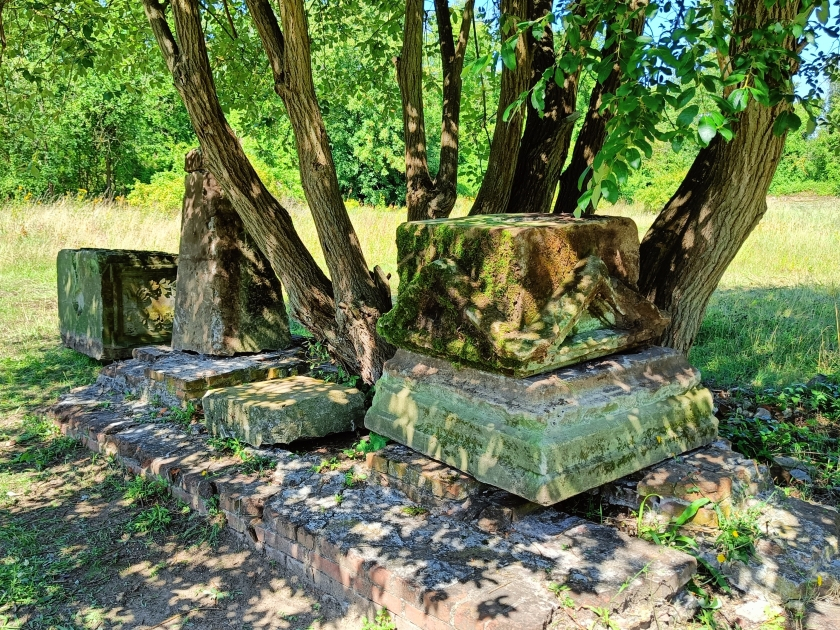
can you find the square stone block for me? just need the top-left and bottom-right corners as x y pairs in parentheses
(57, 248), (178, 360)
(377, 214), (668, 377)
(364, 346), (718, 505)
(203, 376), (366, 447)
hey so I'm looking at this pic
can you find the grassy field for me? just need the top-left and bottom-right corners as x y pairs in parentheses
(1, 195), (837, 387)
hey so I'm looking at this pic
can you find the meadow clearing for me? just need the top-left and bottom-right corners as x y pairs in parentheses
(1, 195), (837, 388)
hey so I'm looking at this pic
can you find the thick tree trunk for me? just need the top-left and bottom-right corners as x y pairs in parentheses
(468, 0), (531, 216)
(505, 1), (589, 215)
(396, 0), (472, 221)
(142, 0), (392, 383)
(638, 0), (802, 353)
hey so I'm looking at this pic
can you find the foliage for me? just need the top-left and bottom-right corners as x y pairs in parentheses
(714, 504), (762, 564)
(124, 475), (170, 506)
(718, 379), (840, 500)
(128, 505), (172, 533)
(361, 608), (396, 630)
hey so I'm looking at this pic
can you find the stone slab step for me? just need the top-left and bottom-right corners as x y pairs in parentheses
(203, 376), (366, 447)
(98, 340), (309, 407)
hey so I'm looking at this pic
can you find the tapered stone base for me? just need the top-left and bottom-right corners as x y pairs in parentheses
(364, 346), (718, 505)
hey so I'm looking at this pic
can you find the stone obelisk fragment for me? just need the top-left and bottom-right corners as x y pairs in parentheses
(172, 149), (290, 355)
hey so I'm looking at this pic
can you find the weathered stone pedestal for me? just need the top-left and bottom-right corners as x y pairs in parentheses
(57, 248), (178, 360)
(365, 347), (717, 505)
(172, 149), (290, 355)
(366, 213), (718, 505)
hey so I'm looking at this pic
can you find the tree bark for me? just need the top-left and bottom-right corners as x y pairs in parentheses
(468, 0), (531, 216)
(555, 3), (646, 215)
(638, 0), (802, 353)
(142, 0), (392, 383)
(261, 0), (394, 383)
(505, 0), (590, 215)
(396, 0), (473, 221)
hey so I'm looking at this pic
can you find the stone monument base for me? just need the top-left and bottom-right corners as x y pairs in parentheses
(364, 346), (717, 505)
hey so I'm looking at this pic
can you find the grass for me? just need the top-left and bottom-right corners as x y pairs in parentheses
(1, 194), (837, 388)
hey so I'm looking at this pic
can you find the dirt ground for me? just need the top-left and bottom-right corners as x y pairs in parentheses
(0, 415), (361, 630)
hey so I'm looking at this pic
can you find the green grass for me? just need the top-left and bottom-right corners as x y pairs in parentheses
(0, 195), (837, 390)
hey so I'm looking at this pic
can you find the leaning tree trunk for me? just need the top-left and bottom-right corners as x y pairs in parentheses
(638, 0), (802, 353)
(143, 0), (392, 384)
(468, 0), (531, 216)
(505, 0), (591, 215)
(259, 0), (394, 384)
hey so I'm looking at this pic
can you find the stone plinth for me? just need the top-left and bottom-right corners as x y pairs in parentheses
(203, 376), (365, 447)
(377, 214), (668, 377)
(57, 248), (178, 360)
(364, 346), (717, 505)
(172, 150), (290, 355)
(99, 342), (309, 408)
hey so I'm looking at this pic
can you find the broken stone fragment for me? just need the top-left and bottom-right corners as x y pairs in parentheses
(203, 376), (365, 447)
(378, 213), (669, 377)
(172, 148), (291, 356)
(57, 248), (178, 360)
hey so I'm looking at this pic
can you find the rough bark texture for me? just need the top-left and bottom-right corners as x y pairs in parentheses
(555, 3), (646, 215)
(505, 1), (590, 215)
(142, 0), (392, 384)
(468, 0), (532, 216)
(396, 0), (473, 221)
(262, 0), (394, 383)
(638, 0), (802, 353)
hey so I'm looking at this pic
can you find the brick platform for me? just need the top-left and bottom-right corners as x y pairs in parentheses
(51, 384), (700, 630)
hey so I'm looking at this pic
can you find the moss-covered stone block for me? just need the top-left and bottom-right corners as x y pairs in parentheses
(203, 376), (365, 447)
(57, 248), (178, 360)
(378, 213), (668, 377)
(364, 346), (718, 505)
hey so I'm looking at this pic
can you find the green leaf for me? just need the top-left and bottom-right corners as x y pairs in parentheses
(772, 111), (802, 136)
(727, 88), (749, 112)
(817, 1), (830, 24)
(601, 178), (619, 204)
(626, 148), (642, 169)
(677, 104), (699, 126)
(676, 87), (695, 109)
(612, 160), (629, 184)
(577, 165), (592, 192)
(500, 41), (517, 71)
(673, 498), (711, 527)
(698, 116), (717, 145)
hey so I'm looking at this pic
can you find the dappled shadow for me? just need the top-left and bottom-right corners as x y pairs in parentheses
(0, 342), (100, 414)
(0, 424), (352, 630)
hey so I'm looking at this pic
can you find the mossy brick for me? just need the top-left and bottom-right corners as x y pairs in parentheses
(203, 376), (365, 447)
(57, 248), (178, 360)
(378, 214), (668, 376)
(365, 346), (718, 505)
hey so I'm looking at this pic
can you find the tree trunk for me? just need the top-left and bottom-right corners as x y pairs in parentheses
(396, 0), (472, 222)
(468, 0), (531, 216)
(142, 0), (392, 383)
(271, 0), (394, 383)
(638, 0), (802, 353)
(555, 4), (645, 215)
(505, 0), (589, 215)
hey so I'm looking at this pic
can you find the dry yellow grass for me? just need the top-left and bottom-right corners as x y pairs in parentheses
(1, 195), (837, 385)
